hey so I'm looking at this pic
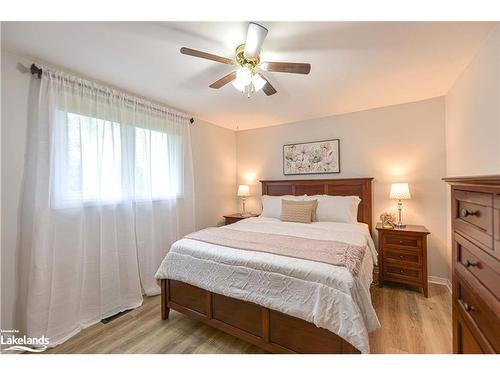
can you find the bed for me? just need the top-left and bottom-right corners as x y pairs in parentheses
(155, 178), (380, 353)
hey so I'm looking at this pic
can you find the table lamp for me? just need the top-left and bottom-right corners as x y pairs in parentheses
(390, 182), (411, 228)
(237, 184), (250, 217)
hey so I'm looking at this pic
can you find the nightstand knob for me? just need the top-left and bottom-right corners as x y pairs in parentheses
(399, 240), (404, 244)
(399, 255), (404, 260)
(400, 269), (404, 274)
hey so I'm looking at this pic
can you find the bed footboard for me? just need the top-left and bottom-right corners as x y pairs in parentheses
(160, 278), (359, 354)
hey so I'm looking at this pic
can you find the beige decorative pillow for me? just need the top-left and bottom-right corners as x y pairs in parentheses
(280, 199), (318, 224)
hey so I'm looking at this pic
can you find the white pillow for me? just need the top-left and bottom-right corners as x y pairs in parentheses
(260, 195), (304, 218)
(303, 195), (361, 223)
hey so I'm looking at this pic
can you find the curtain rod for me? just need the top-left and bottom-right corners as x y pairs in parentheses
(30, 63), (195, 125)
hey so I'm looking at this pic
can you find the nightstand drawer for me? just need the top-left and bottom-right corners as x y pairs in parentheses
(383, 248), (423, 267)
(383, 264), (422, 283)
(383, 233), (422, 250)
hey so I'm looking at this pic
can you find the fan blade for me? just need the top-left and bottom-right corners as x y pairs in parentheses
(258, 74), (277, 96)
(180, 47), (233, 65)
(244, 23), (268, 58)
(261, 62), (311, 75)
(209, 71), (237, 89)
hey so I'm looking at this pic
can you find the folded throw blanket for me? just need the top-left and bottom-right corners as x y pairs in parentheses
(185, 227), (366, 276)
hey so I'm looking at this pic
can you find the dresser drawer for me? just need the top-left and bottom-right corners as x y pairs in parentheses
(454, 304), (487, 353)
(383, 248), (422, 267)
(383, 264), (422, 283)
(454, 190), (493, 251)
(455, 271), (500, 352)
(455, 233), (500, 300)
(456, 196), (492, 231)
(383, 233), (422, 250)
(455, 219), (493, 253)
(455, 189), (494, 208)
(494, 207), (500, 261)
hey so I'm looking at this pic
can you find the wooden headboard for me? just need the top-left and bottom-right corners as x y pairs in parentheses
(261, 178), (374, 232)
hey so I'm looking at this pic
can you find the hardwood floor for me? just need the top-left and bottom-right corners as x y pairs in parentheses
(46, 282), (452, 354)
(369, 282), (452, 354)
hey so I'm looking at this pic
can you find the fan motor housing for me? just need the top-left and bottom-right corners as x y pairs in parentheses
(235, 44), (260, 72)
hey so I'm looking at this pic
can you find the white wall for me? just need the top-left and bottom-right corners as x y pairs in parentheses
(191, 119), (237, 229)
(0, 49), (237, 330)
(446, 25), (500, 177)
(236, 98), (449, 280)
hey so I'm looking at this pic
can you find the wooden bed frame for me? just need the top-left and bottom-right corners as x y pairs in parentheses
(160, 178), (373, 354)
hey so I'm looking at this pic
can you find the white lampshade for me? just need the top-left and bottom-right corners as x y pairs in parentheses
(231, 79), (246, 92)
(232, 67), (252, 92)
(390, 183), (411, 200)
(237, 184), (250, 197)
(235, 67), (252, 84)
(251, 74), (266, 92)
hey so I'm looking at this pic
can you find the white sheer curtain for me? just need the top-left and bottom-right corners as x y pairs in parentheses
(17, 68), (195, 346)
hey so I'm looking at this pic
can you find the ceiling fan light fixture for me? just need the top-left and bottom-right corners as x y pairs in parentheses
(231, 79), (247, 92)
(252, 74), (266, 92)
(234, 66), (253, 86)
(180, 23), (310, 97)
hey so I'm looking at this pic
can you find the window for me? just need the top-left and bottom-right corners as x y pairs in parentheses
(53, 111), (181, 207)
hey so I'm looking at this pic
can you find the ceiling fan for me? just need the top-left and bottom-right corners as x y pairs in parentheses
(180, 22), (311, 97)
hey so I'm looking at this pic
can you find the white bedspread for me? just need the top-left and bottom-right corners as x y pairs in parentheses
(155, 217), (381, 353)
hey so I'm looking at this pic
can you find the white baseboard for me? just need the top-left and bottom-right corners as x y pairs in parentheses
(428, 276), (452, 294)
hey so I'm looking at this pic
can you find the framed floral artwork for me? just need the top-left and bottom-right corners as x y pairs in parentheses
(283, 139), (340, 175)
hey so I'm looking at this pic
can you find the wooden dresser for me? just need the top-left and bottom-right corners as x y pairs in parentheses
(376, 223), (430, 297)
(444, 176), (500, 354)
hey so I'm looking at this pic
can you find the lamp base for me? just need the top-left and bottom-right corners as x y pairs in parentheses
(240, 212), (252, 218)
(395, 200), (406, 229)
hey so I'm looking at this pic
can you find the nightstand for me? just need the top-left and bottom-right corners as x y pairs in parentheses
(223, 213), (259, 225)
(376, 223), (430, 297)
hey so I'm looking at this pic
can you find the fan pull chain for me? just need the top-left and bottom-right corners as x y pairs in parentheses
(246, 82), (256, 98)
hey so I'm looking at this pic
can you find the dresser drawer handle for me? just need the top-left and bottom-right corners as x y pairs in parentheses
(400, 269), (404, 274)
(461, 259), (478, 268)
(399, 240), (404, 244)
(399, 255), (404, 260)
(460, 208), (479, 218)
(458, 299), (475, 313)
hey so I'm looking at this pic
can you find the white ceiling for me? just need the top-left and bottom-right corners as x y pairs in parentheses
(2, 21), (496, 130)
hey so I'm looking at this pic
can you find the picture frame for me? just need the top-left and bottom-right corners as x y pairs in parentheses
(283, 139), (340, 175)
